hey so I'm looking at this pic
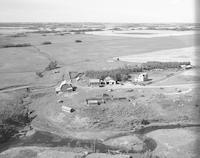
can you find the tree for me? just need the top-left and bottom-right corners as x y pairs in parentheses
(0, 95), (36, 143)
(45, 61), (58, 71)
(36, 71), (43, 78)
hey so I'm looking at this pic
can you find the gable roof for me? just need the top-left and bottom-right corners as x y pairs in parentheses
(104, 76), (115, 81)
(139, 73), (148, 77)
(86, 98), (104, 101)
(89, 79), (100, 83)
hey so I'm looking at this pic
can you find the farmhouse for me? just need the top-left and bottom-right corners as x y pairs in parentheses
(89, 79), (105, 87)
(89, 79), (101, 86)
(181, 64), (192, 70)
(104, 76), (116, 85)
(135, 73), (148, 82)
(86, 98), (105, 105)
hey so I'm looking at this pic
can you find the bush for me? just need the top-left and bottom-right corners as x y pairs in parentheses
(120, 74), (130, 81)
(0, 125), (18, 143)
(141, 119), (150, 125)
(0, 95), (35, 143)
(45, 61), (58, 71)
(75, 40), (82, 43)
(10, 33), (27, 38)
(42, 41), (52, 45)
(36, 71), (43, 78)
(36, 61), (58, 77)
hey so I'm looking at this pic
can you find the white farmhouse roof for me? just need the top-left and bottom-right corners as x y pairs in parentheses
(104, 76), (115, 81)
(89, 79), (100, 83)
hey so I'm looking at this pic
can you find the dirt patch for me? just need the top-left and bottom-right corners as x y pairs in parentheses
(146, 127), (199, 158)
(104, 135), (144, 151)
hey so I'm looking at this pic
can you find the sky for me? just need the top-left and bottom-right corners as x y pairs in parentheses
(0, 0), (195, 23)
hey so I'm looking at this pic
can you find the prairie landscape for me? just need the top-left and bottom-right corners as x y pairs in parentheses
(0, 23), (200, 158)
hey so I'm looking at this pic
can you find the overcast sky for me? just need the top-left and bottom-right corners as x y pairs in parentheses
(0, 0), (195, 23)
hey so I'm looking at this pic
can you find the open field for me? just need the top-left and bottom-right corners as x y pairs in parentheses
(146, 127), (200, 158)
(115, 47), (197, 65)
(0, 24), (200, 158)
(86, 30), (199, 38)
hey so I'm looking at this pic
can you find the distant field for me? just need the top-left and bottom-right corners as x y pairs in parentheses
(86, 30), (198, 38)
(0, 27), (35, 34)
(0, 33), (197, 72)
(116, 47), (196, 65)
(118, 32), (156, 35)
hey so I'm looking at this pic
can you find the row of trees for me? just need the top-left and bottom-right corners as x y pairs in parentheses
(85, 67), (139, 81)
(85, 61), (191, 81)
(1, 43), (31, 48)
(141, 61), (190, 70)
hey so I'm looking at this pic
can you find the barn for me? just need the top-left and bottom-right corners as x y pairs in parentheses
(135, 73), (148, 82)
(55, 80), (74, 93)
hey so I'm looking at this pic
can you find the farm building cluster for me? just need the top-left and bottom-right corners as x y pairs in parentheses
(89, 73), (149, 87)
(89, 76), (117, 87)
(55, 72), (150, 94)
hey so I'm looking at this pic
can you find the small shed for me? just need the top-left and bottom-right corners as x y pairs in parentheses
(89, 79), (101, 86)
(62, 105), (75, 113)
(186, 65), (192, 69)
(104, 76), (116, 85)
(86, 98), (105, 105)
(135, 73), (148, 82)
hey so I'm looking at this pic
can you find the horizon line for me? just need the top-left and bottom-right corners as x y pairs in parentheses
(0, 21), (197, 24)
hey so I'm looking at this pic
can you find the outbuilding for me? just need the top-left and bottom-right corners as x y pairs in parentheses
(86, 98), (105, 105)
(89, 79), (100, 86)
(104, 76), (116, 85)
(135, 73), (148, 82)
(89, 79), (105, 87)
(181, 64), (192, 70)
(62, 105), (75, 113)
